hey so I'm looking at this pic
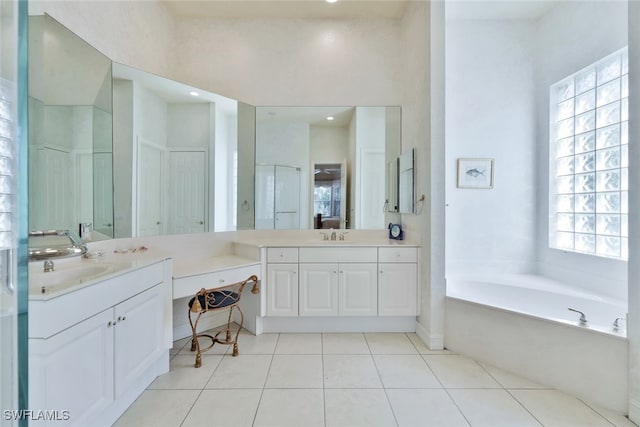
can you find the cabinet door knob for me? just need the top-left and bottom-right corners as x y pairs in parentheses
(107, 321), (114, 327)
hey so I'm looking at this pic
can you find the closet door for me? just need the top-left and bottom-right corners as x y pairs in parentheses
(136, 138), (163, 236)
(168, 150), (206, 234)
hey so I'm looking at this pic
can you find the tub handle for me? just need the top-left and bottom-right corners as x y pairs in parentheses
(568, 308), (588, 326)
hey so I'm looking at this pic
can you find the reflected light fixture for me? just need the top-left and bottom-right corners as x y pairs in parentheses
(326, 116), (335, 121)
(326, 0), (338, 3)
(189, 91), (199, 97)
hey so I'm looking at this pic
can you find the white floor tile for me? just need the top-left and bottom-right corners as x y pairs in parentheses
(423, 355), (501, 388)
(323, 354), (382, 388)
(510, 389), (612, 426)
(584, 402), (638, 427)
(264, 354), (323, 388)
(479, 362), (550, 389)
(170, 336), (191, 356)
(322, 333), (370, 354)
(205, 354), (272, 389)
(113, 389), (199, 427)
(325, 389), (397, 427)
(181, 389), (262, 427)
(386, 389), (469, 427)
(234, 332), (279, 355)
(177, 335), (229, 356)
(148, 355), (222, 389)
(274, 333), (322, 354)
(373, 355), (442, 388)
(449, 389), (542, 427)
(254, 389), (324, 427)
(365, 332), (418, 354)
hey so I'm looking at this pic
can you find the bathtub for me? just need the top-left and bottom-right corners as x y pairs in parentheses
(445, 274), (629, 414)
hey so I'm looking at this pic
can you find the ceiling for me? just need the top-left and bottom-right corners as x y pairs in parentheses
(446, 0), (559, 20)
(163, 0), (410, 19)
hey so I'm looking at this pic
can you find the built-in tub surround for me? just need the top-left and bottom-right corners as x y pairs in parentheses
(445, 274), (628, 414)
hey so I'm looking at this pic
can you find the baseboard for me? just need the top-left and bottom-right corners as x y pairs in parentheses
(415, 321), (444, 350)
(261, 316), (417, 333)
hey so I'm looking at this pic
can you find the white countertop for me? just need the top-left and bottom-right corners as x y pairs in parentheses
(172, 255), (261, 280)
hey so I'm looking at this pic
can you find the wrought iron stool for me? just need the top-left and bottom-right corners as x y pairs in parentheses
(188, 275), (259, 368)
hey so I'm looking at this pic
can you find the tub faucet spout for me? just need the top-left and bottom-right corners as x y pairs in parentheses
(568, 308), (588, 326)
(613, 317), (626, 332)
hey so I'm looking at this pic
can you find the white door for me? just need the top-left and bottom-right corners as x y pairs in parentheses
(266, 264), (298, 316)
(32, 147), (73, 230)
(114, 285), (164, 398)
(168, 151), (206, 234)
(378, 263), (417, 316)
(255, 164), (275, 229)
(136, 139), (163, 236)
(274, 165), (300, 229)
(93, 152), (114, 237)
(299, 264), (339, 316)
(359, 149), (385, 229)
(339, 263), (378, 316)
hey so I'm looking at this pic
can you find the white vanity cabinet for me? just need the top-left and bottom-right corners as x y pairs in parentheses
(378, 247), (418, 316)
(266, 247), (299, 316)
(299, 247), (378, 317)
(29, 260), (171, 427)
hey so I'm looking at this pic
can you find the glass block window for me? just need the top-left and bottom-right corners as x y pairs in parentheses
(550, 47), (628, 260)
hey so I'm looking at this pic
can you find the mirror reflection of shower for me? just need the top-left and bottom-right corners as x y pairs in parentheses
(313, 162), (346, 229)
(255, 164), (302, 229)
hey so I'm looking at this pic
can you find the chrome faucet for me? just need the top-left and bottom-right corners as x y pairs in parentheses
(568, 308), (588, 326)
(43, 260), (55, 273)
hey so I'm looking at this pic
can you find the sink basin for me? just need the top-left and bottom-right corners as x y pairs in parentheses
(29, 262), (124, 295)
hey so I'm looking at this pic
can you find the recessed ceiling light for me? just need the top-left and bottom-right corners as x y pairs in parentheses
(189, 91), (199, 97)
(326, 116), (335, 121)
(326, 0), (338, 3)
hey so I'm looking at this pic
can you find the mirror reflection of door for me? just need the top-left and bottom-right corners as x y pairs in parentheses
(313, 162), (346, 229)
(93, 152), (113, 236)
(136, 138), (163, 236)
(168, 150), (206, 234)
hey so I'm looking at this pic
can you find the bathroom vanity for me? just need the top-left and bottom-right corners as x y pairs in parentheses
(28, 257), (172, 427)
(27, 230), (419, 426)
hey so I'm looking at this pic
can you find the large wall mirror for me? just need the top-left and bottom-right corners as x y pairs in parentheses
(28, 15), (407, 239)
(255, 106), (402, 230)
(28, 14), (114, 239)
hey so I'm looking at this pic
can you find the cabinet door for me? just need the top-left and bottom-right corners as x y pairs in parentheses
(299, 263), (339, 316)
(378, 263), (417, 316)
(266, 264), (299, 316)
(339, 263), (377, 316)
(29, 309), (114, 427)
(114, 284), (164, 398)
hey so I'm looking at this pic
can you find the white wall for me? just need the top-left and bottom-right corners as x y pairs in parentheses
(173, 18), (402, 106)
(309, 126), (348, 164)
(445, 19), (537, 276)
(29, 1), (176, 79)
(535, 1), (628, 300)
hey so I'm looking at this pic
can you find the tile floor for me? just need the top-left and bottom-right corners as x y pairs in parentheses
(114, 330), (636, 427)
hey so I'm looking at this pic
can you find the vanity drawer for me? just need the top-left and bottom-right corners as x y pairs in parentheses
(378, 247), (417, 263)
(267, 247), (299, 263)
(173, 264), (260, 300)
(299, 247), (377, 263)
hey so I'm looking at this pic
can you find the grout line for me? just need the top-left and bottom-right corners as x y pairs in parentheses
(250, 332), (280, 427)
(579, 398), (619, 427)
(503, 389), (546, 427)
(177, 388), (205, 427)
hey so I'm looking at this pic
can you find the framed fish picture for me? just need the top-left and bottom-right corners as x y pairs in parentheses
(457, 158), (494, 189)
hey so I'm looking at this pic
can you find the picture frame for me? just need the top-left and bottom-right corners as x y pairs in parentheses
(457, 158), (494, 189)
